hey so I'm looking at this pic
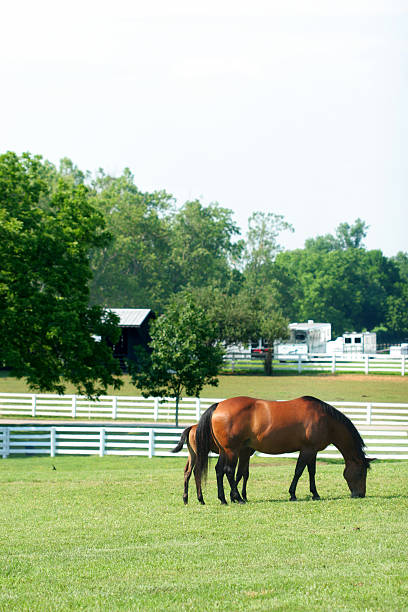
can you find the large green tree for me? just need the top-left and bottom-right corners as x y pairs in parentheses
(0, 152), (122, 395)
(89, 169), (174, 311)
(168, 200), (244, 292)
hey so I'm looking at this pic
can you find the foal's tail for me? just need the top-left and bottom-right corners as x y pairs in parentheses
(195, 403), (218, 482)
(171, 426), (192, 453)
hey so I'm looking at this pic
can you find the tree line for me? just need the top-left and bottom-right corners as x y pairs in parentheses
(1, 152), (407, 397)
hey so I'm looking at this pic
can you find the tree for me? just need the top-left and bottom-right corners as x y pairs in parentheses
(0, 152), (123, 396)
(168, 200), (244, 292)
(89, 168), (174, 311)
(243, 212), (294, 289)
(130, 294), (224, 426)
(175, 287), (289, 375)
(304, 218), (369, 252)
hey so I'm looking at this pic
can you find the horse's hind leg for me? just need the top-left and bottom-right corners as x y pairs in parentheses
(306, 453), (320, 500)
(224, 452), (244, 504)
(215, 455), (228, 505)
(236, 448), (252, 502)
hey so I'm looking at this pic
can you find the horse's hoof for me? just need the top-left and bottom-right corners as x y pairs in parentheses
(289, 496), (297, 502)
(183, 498), (188, 505)
(312, 495), (321, 501)
(220, 500), (228, 505)
(199, 500), (205, 505)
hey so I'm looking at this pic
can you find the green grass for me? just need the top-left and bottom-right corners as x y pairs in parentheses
(0, 455), (407, 610)
(1, 370), (408, 404)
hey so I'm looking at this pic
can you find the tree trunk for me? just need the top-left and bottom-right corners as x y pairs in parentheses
(263, 348), (273, 376)
(175, 395), (179, 427)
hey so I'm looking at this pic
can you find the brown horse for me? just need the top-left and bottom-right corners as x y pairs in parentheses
(172, 419), (254, 505)
(195, 396), (373, 504)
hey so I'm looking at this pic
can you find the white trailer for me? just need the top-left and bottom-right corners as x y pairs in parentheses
(326, 331), (377, 355)
(275, 321), (332, 360)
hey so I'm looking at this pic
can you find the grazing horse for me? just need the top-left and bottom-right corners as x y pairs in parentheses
(172, 420), (254, 505)
(195, 396), (373, 505)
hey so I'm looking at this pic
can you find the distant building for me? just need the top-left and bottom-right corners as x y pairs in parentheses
(109, 308), (155, 368)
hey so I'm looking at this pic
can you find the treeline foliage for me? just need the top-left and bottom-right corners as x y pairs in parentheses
(83, 164), (406, 342)
(2, 152), (407, 400)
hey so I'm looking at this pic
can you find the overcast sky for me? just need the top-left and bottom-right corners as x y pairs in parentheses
(1, 0), (407, 255)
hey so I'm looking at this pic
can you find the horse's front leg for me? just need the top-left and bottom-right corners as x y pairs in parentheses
(306, 453), (320, 500)
(289, 452), (307, 501)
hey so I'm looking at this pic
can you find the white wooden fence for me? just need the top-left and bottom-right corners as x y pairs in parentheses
(1, 393), (408, 427)
(1, 424), (407, 460)
(224, 353), (407, 375)
(0, 393), (220, 422)
(1, 393), (408, 460)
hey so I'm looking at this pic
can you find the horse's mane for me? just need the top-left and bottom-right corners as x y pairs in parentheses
(303, 396), (370, 468)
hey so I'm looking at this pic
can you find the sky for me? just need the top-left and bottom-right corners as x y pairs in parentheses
(1, 0), (407, 256)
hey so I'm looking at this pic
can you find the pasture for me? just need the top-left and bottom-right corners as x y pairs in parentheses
(1, 455), (407, 611)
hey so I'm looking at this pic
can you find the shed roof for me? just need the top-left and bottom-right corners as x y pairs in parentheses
(109, 309), (152, 327)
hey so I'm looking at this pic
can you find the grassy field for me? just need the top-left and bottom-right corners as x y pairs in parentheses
(1, 370), (408, 404)
(0, 455), (407, 611)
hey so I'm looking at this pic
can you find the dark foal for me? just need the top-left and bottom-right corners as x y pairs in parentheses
(172, 423), (254, 505)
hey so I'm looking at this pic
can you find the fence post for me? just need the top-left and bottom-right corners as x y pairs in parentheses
(195, 398), (201, 422)
(50, 427), (56, 457)
(331, 354), (336, 374)
(2, 428), (10, 458)
(99, 428), (106, 457)
(365, 355), (369, 375)
(154, 397), (159, 421)
(231, 355), (235, 373)
(112, 397), (117, 420)
(297, 355), (302, 374)
(72, 395), (77, 418)
(366, 403), (372, 425)
(402, 356), (406, 377)
(31, 395), (36, 418)
(148, 429), (155, 458)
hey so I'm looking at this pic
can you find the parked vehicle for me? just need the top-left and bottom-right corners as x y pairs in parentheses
(275, 321), (331, 361)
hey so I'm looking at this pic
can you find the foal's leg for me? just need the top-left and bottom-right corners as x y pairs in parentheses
(183, 454), (193, 505)
(288, 451), (308, 501)
(306, 453), (320, 500)
(193, 465), (205, 505)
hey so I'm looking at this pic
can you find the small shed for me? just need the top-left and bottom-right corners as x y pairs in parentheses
(109, 308), (155, 368)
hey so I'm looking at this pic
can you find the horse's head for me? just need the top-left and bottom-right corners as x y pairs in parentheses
(343, 458), (374, 498)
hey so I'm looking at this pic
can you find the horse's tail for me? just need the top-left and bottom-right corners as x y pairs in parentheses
(171, 426), (192, 453)
(195, 403), (218, 482)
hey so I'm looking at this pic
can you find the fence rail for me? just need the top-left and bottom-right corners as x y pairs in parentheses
(1, 423), (407, 460)
(1, 393), (408, 427)
(223, 353), (407, 375)
(0, 394), (221, 423)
